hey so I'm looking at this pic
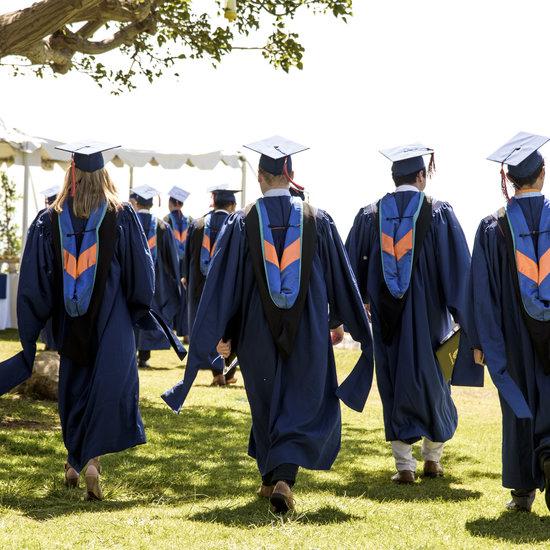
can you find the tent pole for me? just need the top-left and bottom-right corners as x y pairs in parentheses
(22, 150), (30, 247)
(240, 157), (247, 208)
(129, 165), (134, 191)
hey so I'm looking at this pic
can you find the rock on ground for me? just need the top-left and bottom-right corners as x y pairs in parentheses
(14, 351), (59, 400)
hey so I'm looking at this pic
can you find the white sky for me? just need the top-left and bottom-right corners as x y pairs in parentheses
(3, 0), (550, 244)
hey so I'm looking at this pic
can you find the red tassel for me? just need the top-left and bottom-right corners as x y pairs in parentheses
(500, 164), (510, 202)
(428, 153), (436, 177)
(283, 157), (305, 191)
(70, 156), (76, 197)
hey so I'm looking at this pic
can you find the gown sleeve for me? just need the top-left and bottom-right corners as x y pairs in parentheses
(119, 204), (155, 321)
(432, 203), (484, 387)
(470, 218), (532, 418)
(0, 211), (56, 394)
(317, 212), (375, 412)
(121, 206), (186, 359)
(161, 212), (246, 412)
(345, 207), (374, 304)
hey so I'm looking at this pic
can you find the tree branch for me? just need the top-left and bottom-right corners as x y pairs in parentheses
(0, 0), (103, 56)
(51, 18), (157, 55)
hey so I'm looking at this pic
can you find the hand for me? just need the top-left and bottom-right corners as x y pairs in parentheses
(364, 303), (371, 322)
(331, 325), (344, 346)
(473, 348), (485, 366)
(181, 277), (187, 287)
(217, 339), (232, 359)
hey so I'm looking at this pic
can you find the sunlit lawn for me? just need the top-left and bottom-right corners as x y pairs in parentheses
(1, 329), (550, 549)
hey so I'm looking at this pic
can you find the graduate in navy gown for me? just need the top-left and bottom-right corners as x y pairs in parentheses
(346, 144), (482, 484)
(181, 184), (239, 386)
(164, 185), (192, 341)
(470, 132), (550, 513)
(163, 136), (374, 514)
(0, 142), (156, 500)
(130, 185), (181, 368)
(38, 186), (61, 351)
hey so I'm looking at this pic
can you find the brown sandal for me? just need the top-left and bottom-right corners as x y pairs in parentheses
(85, 457), (103, 501)
(64, 462), (79, 488)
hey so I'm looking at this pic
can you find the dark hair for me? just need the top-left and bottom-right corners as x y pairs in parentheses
(214, 199), (235, 210)
(130, 194), (153, 209)
(507, 161), (545, 190)
(392, 168), (426, 187)
(169, 197), (183, 208)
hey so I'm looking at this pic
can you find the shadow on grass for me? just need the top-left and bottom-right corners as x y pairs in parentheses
(467, 511), (550, 543)
(0, 329), (20, 342)
(0, 392), (481, 522)
(190, 501), (359, 527)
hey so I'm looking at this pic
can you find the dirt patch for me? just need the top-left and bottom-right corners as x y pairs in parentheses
(0, 418), (58, 431)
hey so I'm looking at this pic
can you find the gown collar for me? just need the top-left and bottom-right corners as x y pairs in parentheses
(395, 184), (420, 193)
(263, 188), (291, 198)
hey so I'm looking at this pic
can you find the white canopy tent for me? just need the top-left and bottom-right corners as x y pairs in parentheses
(0, 118), (248, 330)
(0, 118), (247, 240)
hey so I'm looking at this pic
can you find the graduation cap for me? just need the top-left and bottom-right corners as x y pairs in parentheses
(130, 184), (160, 208)
(244, 135), (309, 191)
(487, 132), (549, 200)
(39, 185), (61, 205)
(55, 141), (121, 196)
(168, 186), (191, 204)
(207, 183), (241, 204)
(55, 141), (120, 173)
(380, 144), (436, 178)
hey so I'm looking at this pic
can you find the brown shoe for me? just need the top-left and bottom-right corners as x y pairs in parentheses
(423, 460), (444, 478)
(391, 470), (415, 484)
(257, 484), (274, 499)
(225, 377), (238, 385)
(506, 490), (536, 513)
(210, 374), (226, 386)
(270, 481), (295, 514)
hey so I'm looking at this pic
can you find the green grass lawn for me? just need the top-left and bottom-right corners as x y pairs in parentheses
(1, 329), (550, 549)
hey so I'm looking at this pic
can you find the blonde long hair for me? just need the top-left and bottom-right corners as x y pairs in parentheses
(52, 167), (122, 218)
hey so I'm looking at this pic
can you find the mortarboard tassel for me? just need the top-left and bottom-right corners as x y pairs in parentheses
(70, 155), (76, 197)
(283, 157), (304, 191)
(500, 163), (510, 202)
(428, 153), (436, 178)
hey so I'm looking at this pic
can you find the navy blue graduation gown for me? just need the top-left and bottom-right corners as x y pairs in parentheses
(40, 319), (56, 350)
(346, 192), (481, 445)
(182, 210), (230, 373)
(165, 211), (191, 337)
(469, 195), (550, 490)
(182, 210), (230, 329)
(135, 213), (180, 350)
(163, 197), (374, 476)
(0, 204), (154, 472)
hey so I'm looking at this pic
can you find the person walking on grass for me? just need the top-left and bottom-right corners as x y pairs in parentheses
(470, 132), (550, 513)
(345, 144), (482, 485)
(0, 141), (183, 500)
(162, 136), (374, 514)
(130, 185), (181, 369)
(164, 185), (193, 342)
(180, 184), (240, 386)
